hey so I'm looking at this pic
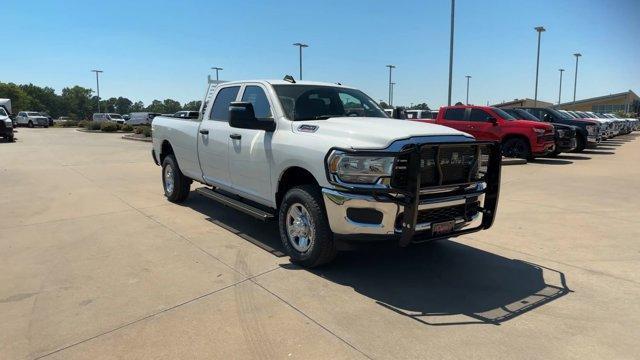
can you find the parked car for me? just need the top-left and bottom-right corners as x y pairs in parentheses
(39, 112), (54, 126)
(54, 116), (71, 124)
(0, 99), (15, 127)
(123, 114), (131, 121)
(151, 79), (502, 267)
(0, 106), (14, 142)
(517, 108), (600, 151)
(92, 113), (125, 124)
(419, 105), (555, 159)
(15, 111), (49, 127)
(502, 108), (577, 156)
(127, 112), (160, 125)
(173, 110), (200, 119)
(405, 109), (437, 120)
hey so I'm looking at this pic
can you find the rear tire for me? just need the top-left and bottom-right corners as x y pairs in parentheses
(278, 184), (336, 268)
(161, 154), (191, 203)
(501, 138), (531, 160)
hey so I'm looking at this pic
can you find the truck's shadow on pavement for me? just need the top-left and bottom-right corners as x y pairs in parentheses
(299, 241), (571, 326)
(185, 194), (571, 326)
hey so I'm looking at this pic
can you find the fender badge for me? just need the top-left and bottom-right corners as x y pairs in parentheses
(298, 125), (318, 133)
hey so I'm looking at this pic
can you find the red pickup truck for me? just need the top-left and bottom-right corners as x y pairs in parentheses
(416, 105), (555, 159)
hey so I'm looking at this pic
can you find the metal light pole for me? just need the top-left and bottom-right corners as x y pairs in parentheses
(211, 67), (223, 82)
(447, 0), (455, 106)
(386, 65), (395, 106)
(293, 43), (308, 80)
(533, 26), (546, 107)
(558, 69), (565, 105)
(465, 75), (471, 105)
(91, 70), (103, 113)
(390, 82), (396, 107)
(573, 53), (582, 103)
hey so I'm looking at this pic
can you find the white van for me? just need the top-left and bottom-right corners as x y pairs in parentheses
(92, 113), (125, 124)
(126, 112), (160, 125)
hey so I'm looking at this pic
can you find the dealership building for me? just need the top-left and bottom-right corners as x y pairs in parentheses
(553, 90), (639, 114)
(493, 90), (639, 115)
(492, 98), (554, 109)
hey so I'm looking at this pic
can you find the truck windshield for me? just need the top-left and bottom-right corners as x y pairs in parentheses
(0, 108), (7, 116)
(109, 114), (123, 119)
(272, 85), (389, 120)
(506, 109), (540, 121)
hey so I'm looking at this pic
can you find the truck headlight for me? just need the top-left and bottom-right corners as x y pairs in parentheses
(533, 128), (546, 135)
(327, 151), (395, 184)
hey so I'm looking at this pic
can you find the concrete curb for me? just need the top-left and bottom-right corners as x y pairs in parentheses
(122, 134), (152, 143)
(76, 129), (132, 134)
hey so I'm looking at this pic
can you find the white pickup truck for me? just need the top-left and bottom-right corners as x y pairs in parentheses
(152, 78), (502, 267)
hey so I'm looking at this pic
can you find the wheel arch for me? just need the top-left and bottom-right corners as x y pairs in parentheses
(159, 140), (174, 164)
(276, 166), (320, 208)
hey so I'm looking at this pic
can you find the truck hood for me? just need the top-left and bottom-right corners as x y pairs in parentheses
(291, 117), (473, 149)
(511, 119), (553, 129)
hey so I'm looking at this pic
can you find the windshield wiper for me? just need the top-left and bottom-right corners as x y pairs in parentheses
(313, 115), (333, 120)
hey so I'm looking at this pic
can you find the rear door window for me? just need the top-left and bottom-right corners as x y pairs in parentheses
(210, 86), (240, 121)
(444, 108), (466, 121)
(468, 109), (492, 122)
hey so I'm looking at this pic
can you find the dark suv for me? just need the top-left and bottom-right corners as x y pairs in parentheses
(517, 107), (600, 152)
(503, 108), (577, 156)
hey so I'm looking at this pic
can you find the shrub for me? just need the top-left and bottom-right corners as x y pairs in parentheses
(133, 126), (144, 134)
(87, 121), (102, 130)
(142, 127), (152, 137)
(78, 120), (89, 128)
(100, 122), (119, 132)
(121, 124), (134, 132)
(61, 120), (79, 127)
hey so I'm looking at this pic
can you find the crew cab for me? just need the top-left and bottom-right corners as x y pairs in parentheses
(520, 107), (601, 150)
(503, 108), (577, 155)
(421, 105), (555, 159)
(152, 79), (502, 267)
(0, 107), (13, 142)
(15, 111), (49, 128)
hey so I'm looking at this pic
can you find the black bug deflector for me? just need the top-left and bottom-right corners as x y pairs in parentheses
(326, 140), (502, 246)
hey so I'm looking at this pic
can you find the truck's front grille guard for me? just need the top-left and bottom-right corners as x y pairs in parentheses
(327, 141), (502, 247)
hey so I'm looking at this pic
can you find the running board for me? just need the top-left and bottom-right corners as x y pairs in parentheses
(195, 187), (275, 221)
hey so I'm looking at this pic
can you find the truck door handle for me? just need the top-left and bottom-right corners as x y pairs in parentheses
(199, 129), (209, 135)
(230, 134), (242, 140)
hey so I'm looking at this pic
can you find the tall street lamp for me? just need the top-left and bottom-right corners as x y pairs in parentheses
(465, 75), (471, 105)
(211, 67), (223, 82)
(91, 69), (103, 113)
(533, 26), (546, 107)
(447, 0), (455, 106)
(573, 53), (582, 103)
(386, 64), (395, 106)
(558, 69), (565, 105)
(390, 82), (396, 107)
(293, 43), (308, 80)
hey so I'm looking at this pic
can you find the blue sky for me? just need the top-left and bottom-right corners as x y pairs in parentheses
(3, 0), (639, 107)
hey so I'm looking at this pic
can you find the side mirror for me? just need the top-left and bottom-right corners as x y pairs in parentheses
(543, 114), (551, 122)
(392, 106), (406, 119)
(487, 116), (498, 125)
(229, 102), (275, 132)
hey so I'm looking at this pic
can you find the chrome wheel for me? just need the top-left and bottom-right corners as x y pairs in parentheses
(164, 164), (175, 194)
(286, 203), (315, 252)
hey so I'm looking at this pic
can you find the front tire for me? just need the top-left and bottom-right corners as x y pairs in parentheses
(161, 154), (191, 203)
(278, 185), (336, 268)
(27, 121), (34, 128)
(501, 138), (531, 159)
(572, 135), (586, 152)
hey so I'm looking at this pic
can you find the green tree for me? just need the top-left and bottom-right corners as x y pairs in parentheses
(162, 99), (182, 113)
(146, 100), (165, 113)
(62, 86), (93, 120)
(408, 103), (430, 110)
(130, 101), (145, 112)
(0, 82), (37, 114)
(115, 97), (133, 114)
(183, 100), (201, 111)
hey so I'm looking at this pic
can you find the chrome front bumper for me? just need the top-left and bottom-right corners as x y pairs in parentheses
(322, 187), (484, 238)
